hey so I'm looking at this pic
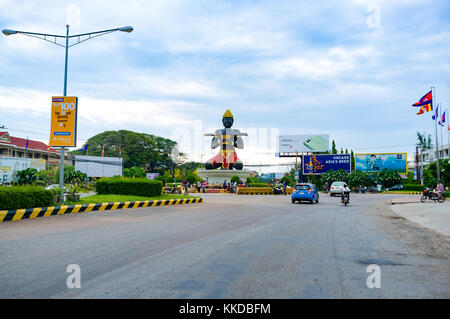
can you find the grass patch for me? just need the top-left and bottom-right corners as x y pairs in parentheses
(66, 194), (200, 205)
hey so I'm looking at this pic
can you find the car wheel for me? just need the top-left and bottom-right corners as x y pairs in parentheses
(292, 199), (296, 204)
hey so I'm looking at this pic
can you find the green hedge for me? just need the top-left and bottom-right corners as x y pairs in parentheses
(0, 186), (54, 210)
(248, 183), (270, 187)
(402, 184), (425, 191)
(95, 178), (163, 197)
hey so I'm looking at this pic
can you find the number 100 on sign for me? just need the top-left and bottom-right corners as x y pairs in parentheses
(49, 96), (78, 147)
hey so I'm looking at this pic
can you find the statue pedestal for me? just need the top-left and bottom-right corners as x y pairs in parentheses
(197, 169), (252, 185)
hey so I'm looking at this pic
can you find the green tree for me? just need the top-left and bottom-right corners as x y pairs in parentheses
(424, 159), (449, 187)
(231, 175), (241, 184)
(186, 172), (200, 185)
(123, 166), (146, 178)
(331, 140), (337, 154)
(374, 169), (402, 189)
(280, 175), (295, 186)
(350, 150), (355, 172)
(416, 132), (432, 152)
(71, 130), (178, 173)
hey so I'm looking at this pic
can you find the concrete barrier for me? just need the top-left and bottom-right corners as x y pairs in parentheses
(0, 197), (203, 223)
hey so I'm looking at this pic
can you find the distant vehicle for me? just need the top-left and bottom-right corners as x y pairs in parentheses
(386, 184), (403, 191)
(330, 181), (346, 196)
(292, 183), (319, 204)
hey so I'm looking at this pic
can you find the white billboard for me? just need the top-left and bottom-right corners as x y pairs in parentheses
(278, 135), (329, 153)
(75, 155), (122, 178)
(0, 157), (46, 184)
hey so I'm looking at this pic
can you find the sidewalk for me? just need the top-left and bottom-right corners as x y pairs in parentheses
(390, 199), (450, 236)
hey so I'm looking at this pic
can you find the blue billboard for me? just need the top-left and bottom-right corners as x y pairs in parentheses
(302, 154), (351, 175)
(355, 153), (407, 174)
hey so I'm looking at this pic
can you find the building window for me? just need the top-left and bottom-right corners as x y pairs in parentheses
(28, 153), (33, 158)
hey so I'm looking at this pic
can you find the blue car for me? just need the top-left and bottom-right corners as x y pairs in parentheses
(292, 183), (319, 204)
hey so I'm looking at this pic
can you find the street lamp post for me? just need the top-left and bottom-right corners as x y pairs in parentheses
(3, 25), (133, 201)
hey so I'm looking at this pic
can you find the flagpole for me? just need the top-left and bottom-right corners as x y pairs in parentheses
(432, 86), (440, 181)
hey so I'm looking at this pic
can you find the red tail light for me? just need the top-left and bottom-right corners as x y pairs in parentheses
(308, 189), (311, 193)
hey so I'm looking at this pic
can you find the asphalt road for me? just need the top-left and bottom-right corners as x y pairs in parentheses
(0, 193), (449, 298)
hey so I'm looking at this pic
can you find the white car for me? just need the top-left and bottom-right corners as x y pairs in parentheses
(330, 181), (346, 196)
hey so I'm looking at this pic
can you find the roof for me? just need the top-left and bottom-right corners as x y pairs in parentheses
(0, 131), (58, 153)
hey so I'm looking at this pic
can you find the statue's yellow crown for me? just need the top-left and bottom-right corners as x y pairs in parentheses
(223, 109), (233, 119)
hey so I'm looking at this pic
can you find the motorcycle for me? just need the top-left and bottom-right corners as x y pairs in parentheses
(341, 192), (350, 206)
(421, 188), (445, 203)
(273, 186), (284, 195)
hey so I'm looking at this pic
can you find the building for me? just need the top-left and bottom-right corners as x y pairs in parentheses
(0, 131), (60, 165)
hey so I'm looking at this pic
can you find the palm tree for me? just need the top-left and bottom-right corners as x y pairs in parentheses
(416, 132), (432, 151)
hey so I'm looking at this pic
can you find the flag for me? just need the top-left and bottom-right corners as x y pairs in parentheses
(439, 111), (446, 126)
(412, 90), (432, 107)
(79, 144), (88, 152)
(101, 145), (105, 157)
(432, 105), (439, 120)
(25, 137), (29, 151)
(46, 145), (50, 151)
(118, 146), (122, 159)
(413, 90), (433, 115)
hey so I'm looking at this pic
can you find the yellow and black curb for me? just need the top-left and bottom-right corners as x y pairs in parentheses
(0, 197), (203, 223)
(381, 191), (422, 195)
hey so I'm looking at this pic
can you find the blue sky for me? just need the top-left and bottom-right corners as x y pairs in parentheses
(0, 0), (449, 172)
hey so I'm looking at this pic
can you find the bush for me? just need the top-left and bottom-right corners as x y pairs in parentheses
(402, 184), (425, 191)
(95, 178), (163, 197)
(248, 183), (270, 187)
(0, 186), (54, 210)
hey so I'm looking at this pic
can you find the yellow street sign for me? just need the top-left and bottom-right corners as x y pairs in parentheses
(49, 96), (78, 147)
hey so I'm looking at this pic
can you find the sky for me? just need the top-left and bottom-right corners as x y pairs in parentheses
(0, 0), (449, 173)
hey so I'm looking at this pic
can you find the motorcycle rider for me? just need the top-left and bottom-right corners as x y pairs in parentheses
(433, 180), (445, 198)
(341, 183), (351, 203)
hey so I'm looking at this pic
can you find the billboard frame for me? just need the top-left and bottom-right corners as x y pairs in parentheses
(354, 152), (408, 174)
(49, 96), (78, 147)
(302, 154), (351, 175)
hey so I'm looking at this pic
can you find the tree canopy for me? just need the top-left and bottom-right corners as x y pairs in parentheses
(72, 130), (179, 173)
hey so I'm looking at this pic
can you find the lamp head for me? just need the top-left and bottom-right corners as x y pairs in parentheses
(2, 29), (17, 36)
(119, 26), (133, 33)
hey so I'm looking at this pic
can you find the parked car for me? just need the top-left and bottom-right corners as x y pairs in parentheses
(329, 181), (346, 196)
(292, 183), (319, 204)
(386, 184), (403, 191)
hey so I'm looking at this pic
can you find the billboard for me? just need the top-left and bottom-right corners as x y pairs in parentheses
(146, 173), (159, 180)
(355, 153), (407, 174)
(302, 154), (351, 175)
(50, 96), (78, 147)
(74, 155), (122, 178)
(0, 157), (46, 183)
(279, 135), (329, 153)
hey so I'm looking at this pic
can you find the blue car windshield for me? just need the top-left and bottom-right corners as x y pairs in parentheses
(295, 185), (310, 190)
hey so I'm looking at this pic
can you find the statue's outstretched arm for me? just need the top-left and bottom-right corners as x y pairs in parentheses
(211, 130), (221, 149)
(234, 130), (244, 149)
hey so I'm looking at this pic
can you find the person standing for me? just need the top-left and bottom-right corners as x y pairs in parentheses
(202, 180), (206, 193)
(196, 180), (201, 193)
(282, 180), (287, 195)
